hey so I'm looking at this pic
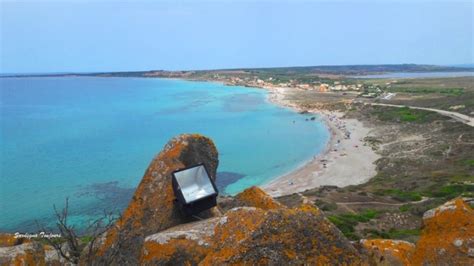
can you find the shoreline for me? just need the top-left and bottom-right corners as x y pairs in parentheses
(260, 86), (380, 197)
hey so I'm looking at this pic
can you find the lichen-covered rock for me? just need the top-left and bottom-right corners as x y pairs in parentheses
(43, 245), (62, 266)
(0, 233), (30, 247)
(411, 198), (474, 265)
(0, 242), (45, 265)
(201, 204), (364, 265)
(139, 195), (363, 265)
(359, 239), (414, 266)
(235, 186), (284, 210)
(140, 217), (225, 265)
(93, 134), (219, 264)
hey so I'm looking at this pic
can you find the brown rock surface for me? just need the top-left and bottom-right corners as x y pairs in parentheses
(141, 204), (365, 265)
(93, 134), (219, 264)
(360, 239), (415, 266)
(0, 242), (45, 265)
(202, 204), (364, 265)
(411, 198), (474, 265)
(0, 233), (30, 247)
(235, 186), (284, 210)
(140, 217), (225, 265)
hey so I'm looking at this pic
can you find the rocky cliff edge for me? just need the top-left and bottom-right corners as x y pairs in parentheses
(1, 134), (473, 265)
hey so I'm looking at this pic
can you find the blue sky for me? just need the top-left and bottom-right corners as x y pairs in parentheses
(1, 0), (472, 73)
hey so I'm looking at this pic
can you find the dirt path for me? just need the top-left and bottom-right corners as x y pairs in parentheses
(331, 197), (431, 213)
(363, 102), (474, 127)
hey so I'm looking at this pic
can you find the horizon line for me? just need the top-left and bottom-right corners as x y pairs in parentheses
(2, 62), (474, 76)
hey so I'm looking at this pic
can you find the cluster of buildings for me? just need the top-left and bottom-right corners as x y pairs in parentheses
(226, 76), (368, 92)
(218, 75), (388, 98)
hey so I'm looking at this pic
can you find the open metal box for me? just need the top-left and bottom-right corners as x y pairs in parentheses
(171, 164), (218, 215)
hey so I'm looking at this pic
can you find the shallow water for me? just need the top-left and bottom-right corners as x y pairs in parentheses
(0, 77), (329, 231)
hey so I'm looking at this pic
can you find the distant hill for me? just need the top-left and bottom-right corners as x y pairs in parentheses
(2, 64), (474, 78)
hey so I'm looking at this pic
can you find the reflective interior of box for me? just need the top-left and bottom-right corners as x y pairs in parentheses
(173, 165), (216, 203)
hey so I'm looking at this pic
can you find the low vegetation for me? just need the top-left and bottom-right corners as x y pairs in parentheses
(376, 189), (423, 202)
(328, 210), (379, 240)
(374, 106), (439, 123)
(364, 228), (421, 240)
(387, 87), (464, 96)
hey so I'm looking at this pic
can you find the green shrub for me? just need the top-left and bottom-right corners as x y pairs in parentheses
(380, 189), (422, 202)
(399, 204), (412, 212)
(314, 199), (338, 211)
(328, 210), (380, 240)
(375, 107), (434, 123)
(428, 184), (474, 199)
(386, 228), (421, 239)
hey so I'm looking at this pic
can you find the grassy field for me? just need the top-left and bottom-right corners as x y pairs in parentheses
(365, 77), (474, 115)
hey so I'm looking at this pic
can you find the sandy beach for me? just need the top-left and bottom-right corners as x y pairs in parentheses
(262, 86), (380, 197)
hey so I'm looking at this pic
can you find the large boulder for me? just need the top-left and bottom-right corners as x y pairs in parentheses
(411, 198), (474, 265)
(201, 204), (364, 265)
(92, 134), (219, 264)
(140, 188), (364, 265)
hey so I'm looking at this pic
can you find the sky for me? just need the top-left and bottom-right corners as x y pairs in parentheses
(0, 0), (473, 73)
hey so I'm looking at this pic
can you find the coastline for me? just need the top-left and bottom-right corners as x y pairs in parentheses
(260, 86), (380, 197)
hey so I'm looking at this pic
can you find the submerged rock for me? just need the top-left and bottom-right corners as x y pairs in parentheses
(93, 134), (219, 264)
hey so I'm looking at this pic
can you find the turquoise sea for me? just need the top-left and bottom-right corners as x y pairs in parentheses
(0, 77), (329, 232)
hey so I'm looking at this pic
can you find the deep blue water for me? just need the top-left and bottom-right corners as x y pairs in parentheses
(0, 77), (329, 232)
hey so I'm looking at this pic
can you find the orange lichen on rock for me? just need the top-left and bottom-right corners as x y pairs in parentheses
(201, 203), (364, 265)
(296, 202), (322, 215)
(0, 233), (30, 247)
(141, 239), (210, 265)
(360, 239), (415, 266)
(200, 207), (268, 265)
(411, 198), (474, 265)
(140, 216), (224, 265)
(235, 186), (284, 210)
(92, 134), (220, 264)
(0, 242), (45, 266)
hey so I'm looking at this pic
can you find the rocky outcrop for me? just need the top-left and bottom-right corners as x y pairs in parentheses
(0, 233), (65, 265)
(141, 217), (225, 265)
(0, 242), (45, 265)
(141, 186), (363, 265)
(201, 204), (364, 265)
(359, 198), (474, 266)
(411, 198), (474, 265)
(0, 233), (29, 247)
(2, 134), (473, 265)
(218, 186), (285, 212)
(235, 186), (284, 210)
(94, 134), (219, 264)
(359, 239), (415, 266)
